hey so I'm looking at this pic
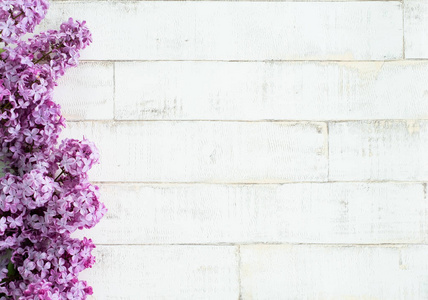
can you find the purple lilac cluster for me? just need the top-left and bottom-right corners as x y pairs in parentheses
(0, 0), (49, 45)
(0, 1), (106, 299)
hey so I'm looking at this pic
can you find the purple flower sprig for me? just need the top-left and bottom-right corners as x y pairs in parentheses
(0, 0), (49, 45)
(0, 15), (92, 175)
(0, 0), (106, 299)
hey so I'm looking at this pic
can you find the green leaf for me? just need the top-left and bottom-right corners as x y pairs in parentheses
(7, 262), (15, 277)
(0, 49), (5, 54)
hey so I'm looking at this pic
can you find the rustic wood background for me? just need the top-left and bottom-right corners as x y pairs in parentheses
(44, 0), (428, 298)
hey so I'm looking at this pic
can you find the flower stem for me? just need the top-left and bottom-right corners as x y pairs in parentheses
(34, 50), (53, 64)
(54, 169), (65, 181)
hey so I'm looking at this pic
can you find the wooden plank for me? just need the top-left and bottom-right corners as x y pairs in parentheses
(240, 244), (428, 299)
(81, 245), (239, 299)
(329, 121), (428, 181)
(39, 1), (403, 61)
(115, 61), (428, 121)
(73, 182), (427, 245)
(61, 121), (328, 183)
(405, 0), (428, 59)
(54, 62), (114, 120)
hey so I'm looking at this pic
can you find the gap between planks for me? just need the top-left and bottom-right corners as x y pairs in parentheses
(66, 119), (428, 123)
(402, 0), (405, 59)
(92, 243), (428, 247)
(78, 59), (422, 63)
(91, 180), (428, 184)
(51, 0), (402, 2)
(237, 245), (242, 300)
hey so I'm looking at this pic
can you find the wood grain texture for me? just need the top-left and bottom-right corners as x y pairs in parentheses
(73, 182), (428, 245)
(115, 61), (428, 121)
(405, 0), (428, 59)
(40, 1), (428, 299)
(240, 244), (428, 299)
(329, 121), (428, 181)
(39, 1), (403, 61)
(54, 62), (114, 120)
(81, 245), (239, 299)
(61, 121), (328, 183)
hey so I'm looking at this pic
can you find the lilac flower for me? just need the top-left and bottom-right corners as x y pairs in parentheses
(0, 217), (6, 233)
(0, 0), (49, 44)
(7, 215), (23, 228)
(0, 0), (104, 298)
(20, 259), (36, 278)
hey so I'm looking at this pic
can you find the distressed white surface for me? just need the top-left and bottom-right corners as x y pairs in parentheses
(54, 62), (114, 120)
(115, 61), (428, 120)
(62, 121), (328, 182)
(330, 121), (428, 181)
(81, 245), (239, 299)
(40, 0), (428, 299)
(405, 0), (428, 59)
(73, 182), (428, 244)
(240, 245), (428, 299)
(39, 1), (403, 61)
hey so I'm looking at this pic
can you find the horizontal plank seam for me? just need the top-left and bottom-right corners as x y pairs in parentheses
(66, 119), (428, 123)
(51, 0), (402, 2)
(91, 243), (428, 247)
(90, 181), (428, 184)
(79, 59), (411, 63)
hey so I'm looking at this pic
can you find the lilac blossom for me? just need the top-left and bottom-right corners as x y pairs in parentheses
(0, 0), (105, 299)
(0, 0), (49, 44)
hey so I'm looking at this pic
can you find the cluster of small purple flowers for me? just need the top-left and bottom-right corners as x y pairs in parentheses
(0, 0), (49, 45)
(0, 1), (106, 299)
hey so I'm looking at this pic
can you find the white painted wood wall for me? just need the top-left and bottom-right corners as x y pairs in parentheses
(44, 0), (428, 298)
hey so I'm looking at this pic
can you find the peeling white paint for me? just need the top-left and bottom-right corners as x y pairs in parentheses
(42, 0), (428, 299)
